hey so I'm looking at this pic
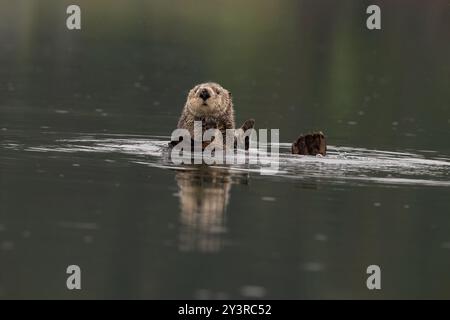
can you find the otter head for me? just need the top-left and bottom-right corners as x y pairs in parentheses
(185, 82), (232, 117)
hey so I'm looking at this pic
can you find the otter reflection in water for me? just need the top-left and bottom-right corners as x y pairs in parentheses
(174, 166), (248, 253)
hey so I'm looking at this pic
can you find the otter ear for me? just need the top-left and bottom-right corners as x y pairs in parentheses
(228, 91), (232, 98)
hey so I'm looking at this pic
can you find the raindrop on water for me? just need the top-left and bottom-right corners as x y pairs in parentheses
(314, 234), (328, 241)
(1, 241), (14, 251)
(303, 262), (325, 272)
(240, 285), (267, 298)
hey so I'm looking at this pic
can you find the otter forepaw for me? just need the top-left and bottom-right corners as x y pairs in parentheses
(204, 118), (218, 131)
(168, 136), (183, 148)
(292, 131), (326, 156)
(235, 118), (256, 150)
(240, 118), (255, 131)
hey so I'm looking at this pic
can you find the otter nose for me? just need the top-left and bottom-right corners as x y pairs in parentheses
(199, 88), (210, 101)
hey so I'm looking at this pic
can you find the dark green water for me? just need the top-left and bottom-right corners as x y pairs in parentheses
(0, 0), (449, 299)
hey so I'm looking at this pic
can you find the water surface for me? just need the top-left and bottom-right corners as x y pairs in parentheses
(1, 0), (450, 299)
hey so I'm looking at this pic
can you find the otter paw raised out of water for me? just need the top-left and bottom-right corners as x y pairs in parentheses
(234, 118), (255, 150)
(240, 118), (255, 131)
(291, 132), (327, 156)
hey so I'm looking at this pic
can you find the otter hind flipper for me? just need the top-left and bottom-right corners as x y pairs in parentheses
(292, 131), (326, 156)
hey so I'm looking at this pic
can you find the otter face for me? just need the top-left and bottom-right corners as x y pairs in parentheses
(186, 82), (232, 117)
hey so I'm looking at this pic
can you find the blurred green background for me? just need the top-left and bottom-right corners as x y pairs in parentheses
(1, 0), (449, 150)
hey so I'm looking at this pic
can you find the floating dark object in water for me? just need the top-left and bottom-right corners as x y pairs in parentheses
(291, 132), (327, 156)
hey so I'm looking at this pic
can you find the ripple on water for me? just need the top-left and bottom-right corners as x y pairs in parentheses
(3, 134), (449, 188)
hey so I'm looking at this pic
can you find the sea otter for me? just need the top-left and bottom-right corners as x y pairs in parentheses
(171, 82), (254, 149)
(171, 82), (326, 156)
(177, 82), (235, 137)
